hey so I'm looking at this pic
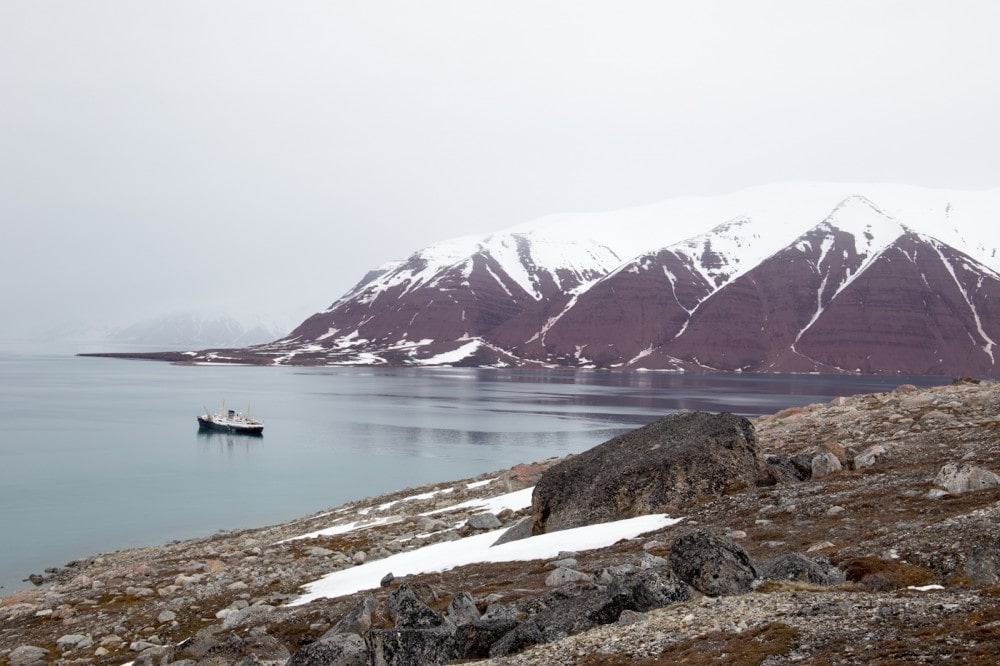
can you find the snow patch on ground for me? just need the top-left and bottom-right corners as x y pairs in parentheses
(288, 513), (682, 605)
(409, 340), (481, 366)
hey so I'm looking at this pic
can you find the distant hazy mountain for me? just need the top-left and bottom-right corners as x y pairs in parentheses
(107, 312), (284, 348)
(139, 183), (1000, 376)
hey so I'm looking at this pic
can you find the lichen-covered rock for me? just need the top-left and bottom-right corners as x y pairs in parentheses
(757, 552), (846, 585)
(453, 619), (519, 660)
(545, 567), (591, 587)
(368, 627), (457, 666)
(322, 592), (378, 637)
(8, 646), (50, 666)
(934, 463), (1000, 494)
(445, 592), (481, 626)
(965, 538), (1000, 584)
(288, 634), (368, 666)
(532, 411), (761, 533)
(467, 513), (503, 530)
(618, 566), (692, 607)
(853, 444), (888, 469)
(669, 530), (757, 596)
(488, 620), (545, 658)
(199, 632), (290, 666)
(387, 583), (453, 631)
(810, 451), (843, 478)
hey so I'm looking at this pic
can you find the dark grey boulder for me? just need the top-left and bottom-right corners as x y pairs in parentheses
(387, 583), (453, 631)
(495, 564), (691, 658)
(446, 591), (481, 625)
(492, 516), (533, 546)
(488, 620), (545, 658)
(605, 567), (693, 615)
(369, 581), (458, 665)
(763, 453), (811, 482)
(321, 592), (378, 638)
(368, 627), (457, 666)
(200, 632), (290, 666)
(480, 603), (518, 622)
(532, 411), (762, 533)
(452, 619), (519, 660)
(287, 634), (368, 666)
(757, 552), (846, 585)
(669, 529), (757, 596)
(965, 537), (1000, 584)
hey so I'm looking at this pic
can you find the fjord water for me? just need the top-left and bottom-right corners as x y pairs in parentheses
(0, 354), (947, 593)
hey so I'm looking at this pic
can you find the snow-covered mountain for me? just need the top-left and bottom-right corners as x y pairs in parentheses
(174, 183), (1000, 376)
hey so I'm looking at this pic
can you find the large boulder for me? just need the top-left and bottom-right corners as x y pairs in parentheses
(321, 592), (378, 638)
(668, 530), (757, 596)
(934, 463), (1000, 494)
(287, 634), (368, 666)
(965, 538), (1000, 585)
(532, 411), (762, 533)
(370, 582), (458, 665)
(757, 552), (846, 585)
(479, 561), (692, 659)
(8, 646), (50, 666)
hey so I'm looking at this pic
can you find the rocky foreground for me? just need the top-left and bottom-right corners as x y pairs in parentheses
(3, 379), (1000, 665)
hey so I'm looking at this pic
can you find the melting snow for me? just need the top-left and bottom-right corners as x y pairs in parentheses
(288, 513), (681, 605)
(409, 340), (481, 366)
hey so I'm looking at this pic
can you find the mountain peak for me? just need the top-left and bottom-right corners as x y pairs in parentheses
(170, 184), (1000, 376)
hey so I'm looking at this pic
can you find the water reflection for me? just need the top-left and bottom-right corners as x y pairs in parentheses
(197, 430), (263, 454)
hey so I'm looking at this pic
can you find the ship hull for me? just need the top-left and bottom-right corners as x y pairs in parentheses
(197, 416), (263, 435)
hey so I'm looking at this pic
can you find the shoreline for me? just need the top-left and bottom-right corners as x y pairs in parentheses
(3, 379), (1000, 664)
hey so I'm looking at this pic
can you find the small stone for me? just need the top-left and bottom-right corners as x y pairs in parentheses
(467, 513), (503, 530)
(618, 609), (649, 625)
(493, 516), (532, 546)
(9, 645), (50, 666)
(352, 551), (367, 565)
(826, 506), (845, 516)
(811, 452), (842, 479)
(157, 610), (177, 623)
(545, 566), (591, 587)
(56, 634), (93, 650)
(307, 546), (334, 557)
(640, 552), (668, 569)
(854, 444), (888, 469)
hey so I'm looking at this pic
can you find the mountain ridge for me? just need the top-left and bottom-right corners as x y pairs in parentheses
(97, 183), (1000, 376)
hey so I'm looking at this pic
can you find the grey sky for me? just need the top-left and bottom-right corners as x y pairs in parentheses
(2, 1), (998, 343)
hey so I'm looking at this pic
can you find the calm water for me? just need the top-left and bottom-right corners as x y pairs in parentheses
(0, 353), (948, 593)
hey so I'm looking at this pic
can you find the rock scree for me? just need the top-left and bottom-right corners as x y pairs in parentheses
(531, 410), (762, 534)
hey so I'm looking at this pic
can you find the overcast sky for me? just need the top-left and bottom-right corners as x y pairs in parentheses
(2, 1), (998, 344)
